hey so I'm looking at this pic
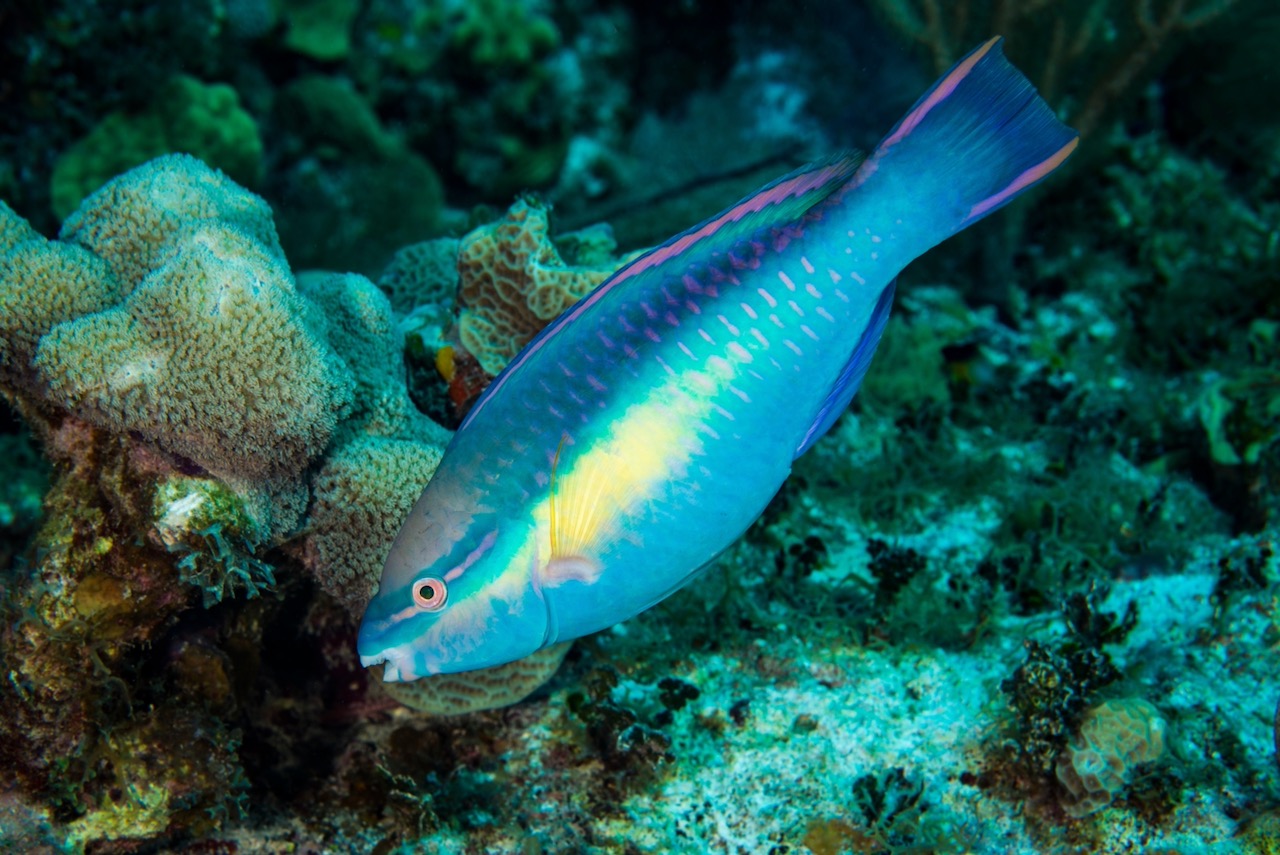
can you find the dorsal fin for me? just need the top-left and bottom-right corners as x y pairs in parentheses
(617, 151), (865, 281)
(795, 279), (897, 458)
(462, 153), (864, 431)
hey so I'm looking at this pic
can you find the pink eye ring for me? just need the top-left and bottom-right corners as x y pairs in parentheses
(411, 577), (448, 611)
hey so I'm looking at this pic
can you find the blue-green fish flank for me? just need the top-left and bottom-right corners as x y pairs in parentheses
(359, 37), (1078, 680)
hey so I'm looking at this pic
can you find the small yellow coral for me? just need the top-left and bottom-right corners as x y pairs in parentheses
(1056, 697), (1167, 817)
(456, 199), (621, 374)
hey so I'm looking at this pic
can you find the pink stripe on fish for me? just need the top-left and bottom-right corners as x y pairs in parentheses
(881, 36), (1000, 150)
(968, 137), (1079, 219)
(443, 529), (498, 582)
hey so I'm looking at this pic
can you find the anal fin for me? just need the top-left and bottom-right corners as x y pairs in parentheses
(795, 278), (897, 457)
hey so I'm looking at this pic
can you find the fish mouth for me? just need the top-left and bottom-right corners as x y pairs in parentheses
(357, 617), (432, 682)
(362, 646), (437, 682)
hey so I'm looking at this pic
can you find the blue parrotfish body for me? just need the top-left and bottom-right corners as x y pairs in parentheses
(359, 37), (1078, 680)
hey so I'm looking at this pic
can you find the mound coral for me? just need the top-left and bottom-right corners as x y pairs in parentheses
(302, 435), (444, 613)
(2, 156), (357, 483)
(456, 198), (624, 375)
(37, 221), (353, 482)
(59, 152), (279, 294)
(1055, 697), (1167, 817)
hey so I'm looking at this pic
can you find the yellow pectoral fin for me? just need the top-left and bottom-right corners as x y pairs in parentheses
(545, 431), (649, 586)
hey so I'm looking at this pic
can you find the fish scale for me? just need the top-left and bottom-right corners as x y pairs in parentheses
(360, 37), (1079, 679)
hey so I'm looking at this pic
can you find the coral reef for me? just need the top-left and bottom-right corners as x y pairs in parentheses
(0, 2), (1276, 852)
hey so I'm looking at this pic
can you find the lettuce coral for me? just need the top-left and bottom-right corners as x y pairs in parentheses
(456, 198), (623, 374)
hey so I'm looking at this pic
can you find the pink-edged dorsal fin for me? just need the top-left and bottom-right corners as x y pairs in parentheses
(461, 153), (864, 430)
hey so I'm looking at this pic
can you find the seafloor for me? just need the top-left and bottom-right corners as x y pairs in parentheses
(0, 1), (1277, 853)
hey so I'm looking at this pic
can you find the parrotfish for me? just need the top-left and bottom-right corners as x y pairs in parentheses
(360, 37), (1078, 680)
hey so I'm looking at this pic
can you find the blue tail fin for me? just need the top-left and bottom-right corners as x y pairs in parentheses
(862, 37), (1078, 240)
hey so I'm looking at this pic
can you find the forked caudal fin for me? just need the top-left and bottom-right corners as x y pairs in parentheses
(859, 36), (1078, 238)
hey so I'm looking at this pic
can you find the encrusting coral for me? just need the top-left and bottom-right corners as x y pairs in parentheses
(1055, 697), (1167, 817)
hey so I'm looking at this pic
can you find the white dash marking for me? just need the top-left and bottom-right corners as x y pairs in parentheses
(800, 256), (815, 274)
(740, 302), (759, 320)
(834, 289), (850, 303)
(784, 339), (803, 355)
(801, 324), (819, 341)
(850, 271), (866, 285)
(717, 314), (740, 336)
(727, 341), (753, 363)
(698, 328), (715, 344)
(757, 288), (778, 308)
(806, 283), (822, 298)
(768, 313), (785, 329)
(778, 271), (796, 291)
(787, 300), (804, 317)
(871, 235), (882, 243)
(729, 385), (750, 403)
(750, 328), (770, 348)
(678, 341), (695, 359)
(816, 306), (835, 322)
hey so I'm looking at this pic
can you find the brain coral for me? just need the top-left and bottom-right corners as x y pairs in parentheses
(456, 198), (623, 374)
(377, 642), (571, 715)
(26, 157), (355, 483)
(1055, 697), (1167, 817)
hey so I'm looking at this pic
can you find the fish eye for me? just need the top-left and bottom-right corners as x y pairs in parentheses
(411, 577), (448, 611)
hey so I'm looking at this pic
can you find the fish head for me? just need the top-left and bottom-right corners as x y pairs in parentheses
(358, 497), (550, 680)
